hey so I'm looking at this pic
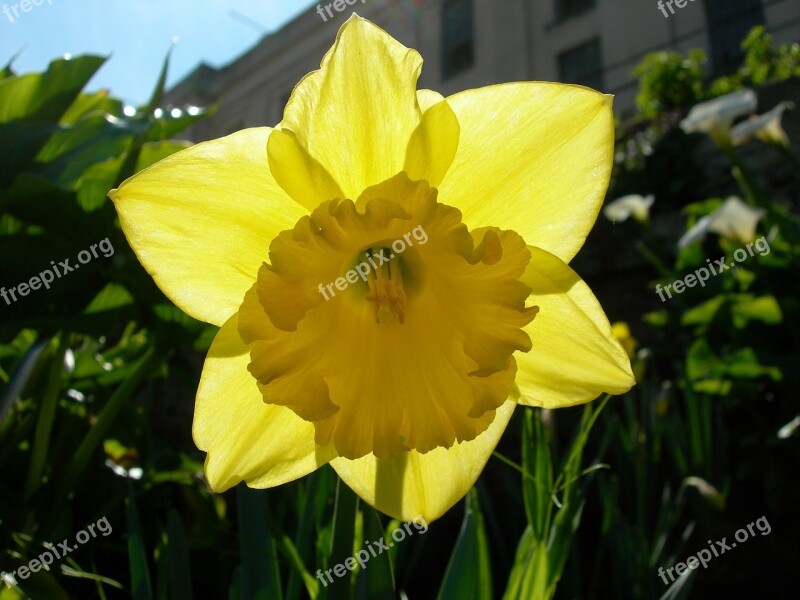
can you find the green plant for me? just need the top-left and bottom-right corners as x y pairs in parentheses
(632, 50), (707, 120)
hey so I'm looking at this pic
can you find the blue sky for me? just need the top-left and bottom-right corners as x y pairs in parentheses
(0, 0), (316, 105)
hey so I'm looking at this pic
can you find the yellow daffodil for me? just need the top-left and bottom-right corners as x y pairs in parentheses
(611, 323), (638, 360)
(109, 16), (634, 521)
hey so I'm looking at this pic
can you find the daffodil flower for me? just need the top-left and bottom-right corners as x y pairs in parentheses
(110, 16), (634, 521)
(680, 89), (757, 146)
(603, 194), (654, 224)
(731, 101), (794, 148)
(611, 323), (638, 360)
(678, 196), (765, 249)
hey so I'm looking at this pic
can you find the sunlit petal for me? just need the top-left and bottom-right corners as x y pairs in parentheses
(438, 83), (614, 262)
(110, 128), (306, 325)
(331, 400), (515, 522)
(194, 315), (336, 491)
(515, 247), (634, 407)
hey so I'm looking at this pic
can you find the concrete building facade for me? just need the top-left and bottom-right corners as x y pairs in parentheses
(164, 0), (800, 141)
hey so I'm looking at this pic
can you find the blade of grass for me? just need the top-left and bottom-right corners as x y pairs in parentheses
(326, 476), (358, 600)
(436, 489), (493, 600)
(524, 409), (553, 540)
(354, 509), (394, 600)
(285, 471), (322, 600)
(24, 334), (67, 502)
(126, 483), (153, 600)
(236, 485), (282, 600)
(166, 511), (193, 600)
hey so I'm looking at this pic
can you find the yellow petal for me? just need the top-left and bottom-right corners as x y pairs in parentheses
(417, 89), (445, 112)
(331, 400), (516, 522)
(404, 99), (460, 187)
(110, 128), (307, 326)
(279, 16), (423, 199)
(438, 83), (614, 262)
(515, 247), (634, 407)
(267, 128), (345, 211)
(193, 314), (335, 492)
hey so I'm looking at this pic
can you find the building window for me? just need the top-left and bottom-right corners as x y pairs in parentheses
(441, 0), (474, 80)
(703, 0), (764, 76)
(555, 0), (596, 22)
(558, 38), (604, 90)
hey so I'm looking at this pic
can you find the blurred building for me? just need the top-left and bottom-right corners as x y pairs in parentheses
(164, 0), (800, 141)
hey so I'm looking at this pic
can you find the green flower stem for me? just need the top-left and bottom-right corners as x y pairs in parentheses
(327, 475), (359, 600)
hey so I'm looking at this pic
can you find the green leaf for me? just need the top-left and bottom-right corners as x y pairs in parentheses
(112, 47), (172, 186)
(327, 476), (359, 600)
(522, 409), (553, 541)
(78, 140), (190, 211)
(126, 487), (154, 600)
(166, 511), (193, 600)
(354, 510), (394, 600)
(681, 295), (726, 326)
(0, 55), (106, 124)
(285, 471), (324, 600)
(43, 346), (161, 535)
(60, 90), (123, 125)
(24, 335), (67, 501)
(146, 105), (215, 142)
(643, 309), (669, 327)
(503, 525), (546, 600)
(730, 294), (783, 327)
(236, 485), (282, 600)
(437, 489), (492, 600)
(35, 112), (145, 186)
(0, 173), (90, 233)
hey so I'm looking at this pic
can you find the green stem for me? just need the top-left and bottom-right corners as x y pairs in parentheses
(327, 476), (358, 600)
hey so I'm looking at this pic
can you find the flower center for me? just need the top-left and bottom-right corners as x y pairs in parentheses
(364, 247), (407, 324)
(237, 173), (537, 460)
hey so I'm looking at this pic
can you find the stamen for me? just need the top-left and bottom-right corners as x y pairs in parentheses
(365, 247), (406, 324)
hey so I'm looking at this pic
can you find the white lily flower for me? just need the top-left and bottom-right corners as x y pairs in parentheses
(778, 415), (800, 439)
(731, 101), (795, 148)
(678, 196), (765, 248)
(603, 194), (655, 224)
(680, 89), (757, 144)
